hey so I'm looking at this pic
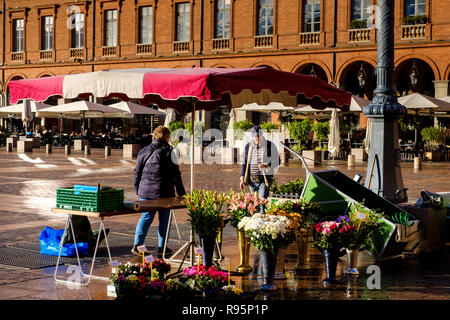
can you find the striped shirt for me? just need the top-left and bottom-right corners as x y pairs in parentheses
(250, 143), (264, 177)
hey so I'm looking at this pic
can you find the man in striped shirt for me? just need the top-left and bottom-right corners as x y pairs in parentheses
(240, 125), (280, 212)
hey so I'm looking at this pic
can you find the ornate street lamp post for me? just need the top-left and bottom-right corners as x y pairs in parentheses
(363, 0), (408, 203)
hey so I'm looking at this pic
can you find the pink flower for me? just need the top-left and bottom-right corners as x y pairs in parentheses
(238, 201), (247, 209)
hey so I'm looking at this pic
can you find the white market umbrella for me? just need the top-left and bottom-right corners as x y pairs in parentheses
(238, 102), (294, 112)
(328, 109), (340, 158)
(295, 95), (370, 113)
(163, 108), (176, 127)
(22, 99), (33, 122)
(0, 100), (51, 118)
(36, 100), (131, 119)
(364, 118), (371, 154)
(397, 93), (450, 112)
(108, 101), (165, 116)
(438, 96), (450, 103)
(227, 109), (235, 146)
(36, 100), (132, 131)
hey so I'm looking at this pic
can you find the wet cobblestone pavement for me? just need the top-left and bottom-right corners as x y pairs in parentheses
(0, 147), (449, 302)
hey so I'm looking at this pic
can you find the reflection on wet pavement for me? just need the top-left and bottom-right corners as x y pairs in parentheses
(0, 147), (448, 300)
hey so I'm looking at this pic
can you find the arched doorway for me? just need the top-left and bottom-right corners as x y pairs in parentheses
(295, 63), (329, 83)
(338, 61), (376, 100)
(394, 58), (435, 97)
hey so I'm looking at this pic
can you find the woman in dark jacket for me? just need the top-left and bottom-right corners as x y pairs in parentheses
(132, 126), (186, 257)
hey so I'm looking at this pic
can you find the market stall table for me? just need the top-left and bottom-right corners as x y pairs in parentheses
(51, 197), (188, 285)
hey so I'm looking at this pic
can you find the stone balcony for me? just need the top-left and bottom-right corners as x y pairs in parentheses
(299, 32), (320, 46)
(401, 24), (426, 39)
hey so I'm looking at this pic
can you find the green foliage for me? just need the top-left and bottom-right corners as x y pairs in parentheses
(287, 120), (313, 142)
(399, 115), (420, 133)
(349, 19), (367, 29)
(344, 202), (387, 247)
(312, 121), (330, 143)
(168, 121), (185, 132)
(342, 113), (360, 134)
(291, 143), (306, 154)
(402, 15), (427, 25)
(260, 121), (279, 132)
(270, 178), (304, 195)
(233, 119), (254, 139)
(421, 126), (445, 151)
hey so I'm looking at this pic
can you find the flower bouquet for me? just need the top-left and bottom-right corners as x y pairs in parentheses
(226, 191), (268, 228)
(266, 199), (321, 271)
(238, 213), (295, 290)
(179, 265), (230, 297)
(226, 191), (268, 273)
(313, 218), (353, 284)
(336, 204), (385, 275)
(183, 190), (227, 267)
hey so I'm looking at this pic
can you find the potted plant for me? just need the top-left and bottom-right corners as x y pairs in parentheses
(226, 191), (268, 273)
(402, 15), (427, 25)
(238, 213), (296, 291)
(183, 190), (227, 268)
(233, 119), (254, 141)
(349, 19), (367, 29)
(260, 121), (279, 133)
(179, 265), (230, 297)
(110, 260), (171, 300)
(287, 119), (320, 166)
(313, 217), (352, 284)
(270, 178), (305, 199)
(336, 204), (385, 275)
(421, 126), (445, 161)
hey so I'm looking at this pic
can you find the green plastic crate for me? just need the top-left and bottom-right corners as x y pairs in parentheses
(56, 188), (124, 212)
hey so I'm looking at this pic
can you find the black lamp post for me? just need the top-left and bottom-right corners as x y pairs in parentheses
(362, 0), (408, 203)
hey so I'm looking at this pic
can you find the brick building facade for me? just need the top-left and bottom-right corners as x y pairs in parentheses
(0, 0), (449, 131)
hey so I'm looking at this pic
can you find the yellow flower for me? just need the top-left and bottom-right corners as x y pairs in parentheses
(233, 288), (243, 295)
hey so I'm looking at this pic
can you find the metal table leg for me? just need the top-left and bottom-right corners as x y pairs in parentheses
(54, 216), (112, 285)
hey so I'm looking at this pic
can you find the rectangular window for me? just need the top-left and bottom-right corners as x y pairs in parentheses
(215, 0), (230, 39)
(257, 0), (273, 36)
(13, 19), (24, 52)
(176, 3), (190, 42)
(405, 0), (426, 16)
(351, 0), (371, 23)
(71, 13), (84, 48)
(104, 9), (118, 46)
(139, 6), (153, 44)
(303, 0), (320, 33)
(41, 16), (53, 51)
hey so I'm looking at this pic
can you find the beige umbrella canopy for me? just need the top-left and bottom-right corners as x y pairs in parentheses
(0, 100), (51, 118)
(36, 100), (132, 119)
(238, 102), (295, 112)
(438, 96), (450, 103)
(328, 109), (340, 158)
(295, 95), (370, 113)
(107, 101), (165, 116)
(397, 93), (450, 113)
